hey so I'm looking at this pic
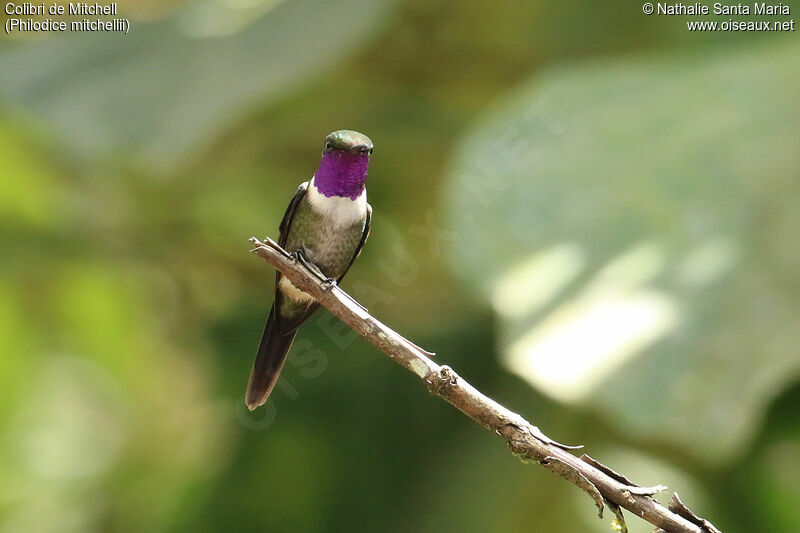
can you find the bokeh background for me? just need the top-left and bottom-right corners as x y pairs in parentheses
(1, 1), (799, 532)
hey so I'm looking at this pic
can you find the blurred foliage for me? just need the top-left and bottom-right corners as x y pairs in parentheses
(1, 1), (799, 532)
(0, 0), (394, 169)
(444, 38), (800, 465)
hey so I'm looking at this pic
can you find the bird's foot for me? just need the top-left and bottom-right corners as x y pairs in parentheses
(291, 249), (329, 284)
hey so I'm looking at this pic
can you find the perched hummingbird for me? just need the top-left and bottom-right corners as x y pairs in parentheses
(246, 130), (373, 410)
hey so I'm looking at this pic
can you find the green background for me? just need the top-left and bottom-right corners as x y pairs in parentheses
(1, 1), (799, 532)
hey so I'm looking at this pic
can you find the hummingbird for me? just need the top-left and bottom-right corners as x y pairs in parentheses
(246, 130), (374, 410)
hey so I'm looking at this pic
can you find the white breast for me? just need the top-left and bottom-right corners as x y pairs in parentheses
(306, 176), (367, 227)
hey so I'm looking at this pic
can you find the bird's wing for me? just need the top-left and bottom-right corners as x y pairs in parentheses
(338, 202), (372, 282)
(275, 181), (310, 299)
(278, 181), (309, 248)
(273, 180), (319, 334)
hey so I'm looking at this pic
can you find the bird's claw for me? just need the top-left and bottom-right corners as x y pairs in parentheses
(291, 249), (316, 272)
(291, 249), (331, 285)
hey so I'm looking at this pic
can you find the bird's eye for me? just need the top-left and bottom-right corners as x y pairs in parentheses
(324, 141), (334, 152)
(368, 148), (373, 155)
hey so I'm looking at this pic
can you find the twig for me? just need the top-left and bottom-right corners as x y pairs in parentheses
(249, 236), (722, 533)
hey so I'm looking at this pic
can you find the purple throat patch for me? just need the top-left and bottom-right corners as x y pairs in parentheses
(313, 151), (369, 200)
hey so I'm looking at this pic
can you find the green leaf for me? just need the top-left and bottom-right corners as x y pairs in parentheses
(0, 0), (393, 170)
(443, 38), (800, 465)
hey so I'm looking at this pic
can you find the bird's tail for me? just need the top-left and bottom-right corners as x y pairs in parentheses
(245, 305), (297, 410)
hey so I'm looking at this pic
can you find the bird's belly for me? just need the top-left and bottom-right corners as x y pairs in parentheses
(301, 223), (363, 278)
(284, 201), (366, 280)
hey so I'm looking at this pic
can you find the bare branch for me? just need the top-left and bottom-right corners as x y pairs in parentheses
(249, 236), (722, 533)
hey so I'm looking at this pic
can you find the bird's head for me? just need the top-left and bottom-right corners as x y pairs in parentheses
(314, 130), (373, 200)
(322, 130), (373, 156)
